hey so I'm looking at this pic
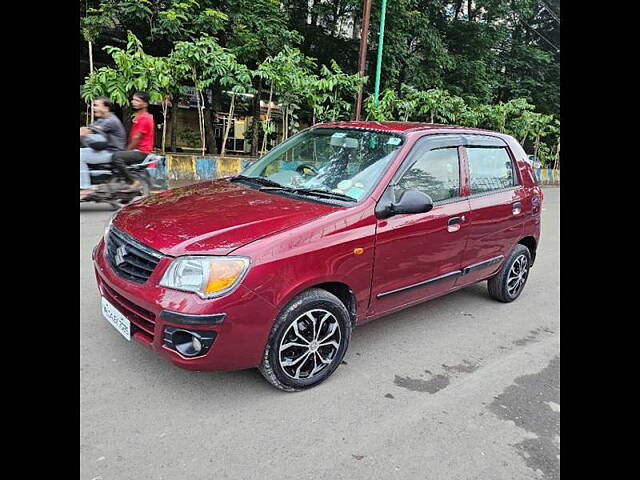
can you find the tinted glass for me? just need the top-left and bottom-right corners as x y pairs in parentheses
(396, 147), (461, 202)
(466, 147), (516, 194)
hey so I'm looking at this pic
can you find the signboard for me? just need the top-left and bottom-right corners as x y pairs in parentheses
(180, 86), (213, 108)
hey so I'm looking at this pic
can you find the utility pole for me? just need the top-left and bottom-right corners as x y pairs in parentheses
(373, 0), (388, 104)
(354, 0), (372, 121)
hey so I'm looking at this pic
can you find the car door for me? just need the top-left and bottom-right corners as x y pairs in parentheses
(454, 135), (527, 287)
(370, 135), (471, 317)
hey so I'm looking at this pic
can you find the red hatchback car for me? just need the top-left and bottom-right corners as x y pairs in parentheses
(93, 122), (542, 391)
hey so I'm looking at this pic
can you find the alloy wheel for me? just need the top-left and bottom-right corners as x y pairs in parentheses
(278, 309), (342, 380)
(507, 254), (529, 297)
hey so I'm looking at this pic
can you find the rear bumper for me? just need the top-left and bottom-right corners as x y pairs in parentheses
(93, 239), (278, 371)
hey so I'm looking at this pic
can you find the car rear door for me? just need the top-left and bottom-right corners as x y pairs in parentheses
(454, 135), (526, 287)
(370, 134), (471, 317)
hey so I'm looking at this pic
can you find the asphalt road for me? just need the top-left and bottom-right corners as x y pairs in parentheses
(80, 187), (559, 480)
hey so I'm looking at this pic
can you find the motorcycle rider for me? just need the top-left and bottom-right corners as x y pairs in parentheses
(112, 91), (155, 192)
(80, 97), (126, 200)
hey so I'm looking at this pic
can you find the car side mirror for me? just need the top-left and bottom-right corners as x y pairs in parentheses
(375, 189), (434, 219)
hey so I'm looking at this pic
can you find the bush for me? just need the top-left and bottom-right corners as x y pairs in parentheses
(176, 128), (200, 148)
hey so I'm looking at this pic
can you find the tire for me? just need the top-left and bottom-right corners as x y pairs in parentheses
(488, 244), (532, 303)
(259, 288), (352, 392)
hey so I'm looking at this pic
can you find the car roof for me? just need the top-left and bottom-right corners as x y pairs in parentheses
(314, 121), (502, 136)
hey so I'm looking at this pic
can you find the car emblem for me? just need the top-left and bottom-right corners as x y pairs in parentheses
(115, 245), (127, 266)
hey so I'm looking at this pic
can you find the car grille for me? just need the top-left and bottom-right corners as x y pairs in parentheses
(101, 281), (156, 342)
(105, 227), (162, 284)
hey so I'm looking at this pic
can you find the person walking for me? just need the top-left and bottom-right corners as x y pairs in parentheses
(113, 91), (155, 191)
(80, 97), (126, 199)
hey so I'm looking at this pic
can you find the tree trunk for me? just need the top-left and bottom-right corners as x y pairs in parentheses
(286, 107), (291, 141)
(203, 88), (217, 155)
(261, 85), (274, 155)
(195, 88), (205, 156)
(88, 40), (94, 123)
(221, 94), (236, 157)
(467, 0), (474, 21)
(251, 79), (262, 157)
(282, 107), (286, 143)
(161, 99), (168, 154)
(170, 96), (178, 152)
(454, 0), (463, 19)
(122, 104), (132, 132)
(553, 137), (560, 169)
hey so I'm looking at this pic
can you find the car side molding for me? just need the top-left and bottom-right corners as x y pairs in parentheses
(376, 255), (505, 299)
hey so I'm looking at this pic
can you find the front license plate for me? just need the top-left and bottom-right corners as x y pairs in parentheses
(101, 297), (131, 341)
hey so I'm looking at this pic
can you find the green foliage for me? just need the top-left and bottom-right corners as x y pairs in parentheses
(176, 127), (201, 147)
(82, 32), (171, 106)
(363, 89), (398, 121)
(362, 85), (559, 165)
(225, 0), (303, 66)
(80, 0), (560, 163)
(313, 60), (362, 122)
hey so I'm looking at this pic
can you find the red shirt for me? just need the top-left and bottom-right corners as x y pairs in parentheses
(129, 112), (154, 153)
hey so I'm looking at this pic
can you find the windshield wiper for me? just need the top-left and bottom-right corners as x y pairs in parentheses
(289, 188), (358, 203)
(256, 183), (357, 203)
(230, 175), (284, 188)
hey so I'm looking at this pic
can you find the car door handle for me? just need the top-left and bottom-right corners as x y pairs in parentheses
(512, 202), (522, 215)
(448, 216), (464, 232)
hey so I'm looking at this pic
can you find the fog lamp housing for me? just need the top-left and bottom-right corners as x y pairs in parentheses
(163, 326), (217, 358)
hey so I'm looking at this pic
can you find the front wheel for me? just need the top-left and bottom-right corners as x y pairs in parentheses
(259, 288), (352, 392)
(487, 244), (532, 303)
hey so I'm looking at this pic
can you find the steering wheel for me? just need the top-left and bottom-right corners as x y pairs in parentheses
(296, 163), (318, 176)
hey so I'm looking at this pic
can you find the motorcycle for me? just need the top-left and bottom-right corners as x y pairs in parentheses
(81, 156), (158, 210)
(81, 133), (159, 210)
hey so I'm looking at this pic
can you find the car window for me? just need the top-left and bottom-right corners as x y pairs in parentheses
(466, 147), (517, 194)
(242, 128), (405, 202)
(396, 147), (461, 202)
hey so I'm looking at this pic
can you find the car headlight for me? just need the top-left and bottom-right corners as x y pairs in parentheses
(160, 256), (251, 299)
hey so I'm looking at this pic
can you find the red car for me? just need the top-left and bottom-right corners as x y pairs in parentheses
(93, 122), (543, 391)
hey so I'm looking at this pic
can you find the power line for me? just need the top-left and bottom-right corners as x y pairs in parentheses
(537, 0), (560, 24)
(518, 18), (560, 53)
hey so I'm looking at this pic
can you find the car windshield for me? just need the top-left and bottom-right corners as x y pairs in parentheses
(240, 128), (405, 202)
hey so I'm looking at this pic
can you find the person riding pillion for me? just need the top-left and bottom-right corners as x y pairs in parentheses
(112, 91), (155, 191)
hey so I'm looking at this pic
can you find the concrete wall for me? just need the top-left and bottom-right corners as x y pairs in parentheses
(150, 154), (255, 189)
(534, 168), (560, 185)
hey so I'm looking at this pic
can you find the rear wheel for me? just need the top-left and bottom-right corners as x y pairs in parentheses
(259, 288), (352, 392)
(488, 244), (532, 303)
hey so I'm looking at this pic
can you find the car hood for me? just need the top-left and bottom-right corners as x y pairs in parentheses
(113, 179), (339, 256)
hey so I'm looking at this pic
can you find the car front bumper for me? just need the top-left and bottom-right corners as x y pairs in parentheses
(93, 238), (278, 371)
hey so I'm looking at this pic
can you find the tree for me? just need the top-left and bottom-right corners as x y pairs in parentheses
(82, 32), (167, 130)
(171, 35), (238, 155)
(363, 89), (397, 121)
(219, 63), (254, 157)
(256, 47), (316, 152)
(315, 60), (362, 122)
